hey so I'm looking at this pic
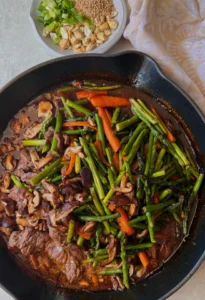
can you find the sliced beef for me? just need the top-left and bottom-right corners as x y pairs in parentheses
(8, 186), (32, 214)
(8, 229), (49, 256)
(15, 169), (37, 184)
(17, 150), (33, 171)
(46, 241), (85, 283)
(48, 225), (67, 246)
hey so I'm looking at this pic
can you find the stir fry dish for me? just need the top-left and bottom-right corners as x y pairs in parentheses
(0, 80), (203, 290)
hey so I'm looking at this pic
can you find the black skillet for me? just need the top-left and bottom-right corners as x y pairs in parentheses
(0, 51), (205, 300)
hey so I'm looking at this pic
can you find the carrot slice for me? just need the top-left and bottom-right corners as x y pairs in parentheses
(65, 152), (76, 176)
(73, 81), (81, 87)
(90, 95), (130, 107)
(108, 203), (115, 212)
(105, 108), (112, 123)
(77, 230), (91, 240)
(62, 121), (97, 131)
(151, 107), (176, 143)
(138, 251), (149, 268)
(76, 90), (107, 99)
(98, 107), (121, 153)
(94, 140), (111, 166)
(112, 152), (119, 172)
(153, 192), (159, 204)
(115, 207), (135, 236)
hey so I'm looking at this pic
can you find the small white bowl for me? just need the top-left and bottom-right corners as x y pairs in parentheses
(29, 0), (128, 56)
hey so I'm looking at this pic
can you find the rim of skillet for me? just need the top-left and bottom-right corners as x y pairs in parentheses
(0, 50), (205, 300)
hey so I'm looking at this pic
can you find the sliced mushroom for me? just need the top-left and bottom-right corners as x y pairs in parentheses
(33, 190), (41, 207)
(10, 118), (22, 134)
(36, 155), (53, 170)
(38, 101), (53, 119)
(101, 235), (117, 266)
(48, 209), (57, 227)
(0, 200), (4, 212)
(55, 202), (79, 221)
(27, 215), (39, 227)
(21, 112), (30, 127)
(109, 194), (131, 208)
(115, 276), (125, 290)
(2, 200), (15, 216)
(129, 199), (138, 216)
(80, 221), (96, 233)
(29, 149), (40, 168)
(136, 229), (148, 239)
(75, 191), (87, 202)
(16, 218), (27, 227)
(120, 174), (129, 189)
(113, 183), (133, 194)
(24, 123), (42, 139)
(129, 264), (134, 276)
(3, 172), (11, 189)
(42, 180), (59, 194)
(0, 227), (12, 236)
(88, 117), (95, 127)
(64, 146), (84, 160)
(3, 154), (17, 171)
(136, 266), (146, 278)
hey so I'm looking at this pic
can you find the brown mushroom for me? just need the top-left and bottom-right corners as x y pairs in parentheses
(2, 215), (16, 228)
(48, 209), (57, 227)
(80, 167), (93, 187)
(136, 266), (146, 278)
(120, 174), (129, 189)
(24, 123), (42, 139)
(10, 118), (22, 134)
(29, 149), (40, 167)
(16, 217), (27, 227)
(136, 229), (148, 239)
(3, 154), (17, 171)
(36, 155), (53, 170)
(0, 200), (4, 212)
(129, 199), (138, 216)
(21, 112), (30, 127)
(0, 227), (12, 236)
(113, 182), (134, 194)
(116, 276), (125, 290)
(129, 264), (134, 276)
(109, 194), (131, 208)
(42, 180), (58, 194)
(3, 173), (11, 189)
(64, 146), (85, 160)
(27, 215), (39, 227)
(2, 200), (15, 216)
(55, 202), (79, 221)
(33, 190), (41, 207)
(80, 221), (96, 233)
(38, 101), (53, 118)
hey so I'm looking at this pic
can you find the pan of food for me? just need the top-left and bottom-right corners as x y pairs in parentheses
(0, 51), (204, 300)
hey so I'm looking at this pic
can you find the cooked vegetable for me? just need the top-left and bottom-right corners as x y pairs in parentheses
(1, 80), (203, 292)
(91, 96), (130, 107)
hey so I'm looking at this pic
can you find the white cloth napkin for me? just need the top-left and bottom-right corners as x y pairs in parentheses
(124, 0), (205, 114)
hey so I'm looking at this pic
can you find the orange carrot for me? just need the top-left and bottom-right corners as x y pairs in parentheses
(151, 107), (176, 143)
(90, 95), (130, 107)
(65, 152), (76, 176)
(73, 81), (81, 87)
(108, 203), (115, 212)
(94, 140), (111, 166)
(112, 152), (119, 172)
(76, 90), (107, 99)
(105, 108), (112, 123)
(98, 107), (121, 153)
(153, 192), (159, 204)
(138, 251), (149, 268)
(62, 121), (97, 131)
(77, 230), (91, 240)
(115, 207), (135, 236)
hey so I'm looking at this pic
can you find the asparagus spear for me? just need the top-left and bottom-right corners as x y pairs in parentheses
(30, 157), (61, 186)
(83, 85), (121, 91)
(123, 122), (147, 156)
(97, 269), (123, 275)
(121, 237), (129, 289)
(67, 220), (75, 243)
(22, 139), (47, 147)
(80, 137), (105, 200)
(51, 111), (63, 154)
(66, 99), (91, 116)
(95, 114), (106, 153)
(103, 171), (126, 204)
(125, 242), (153, 250)
(143, 199), (175, 213)
(11, 175), (23, 188)
(116, 116), (139, 132)
(78, 213), (120, 222)
(112, 107), (121, 125)
(155, 148), (166, 171)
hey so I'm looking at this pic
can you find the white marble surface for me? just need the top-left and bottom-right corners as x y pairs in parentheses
(0, 1), (204, 299)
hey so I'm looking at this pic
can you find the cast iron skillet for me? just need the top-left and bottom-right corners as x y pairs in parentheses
(0, 51), (205, 300)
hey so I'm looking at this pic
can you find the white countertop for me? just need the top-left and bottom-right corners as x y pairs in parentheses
(0, 0), (204, 299)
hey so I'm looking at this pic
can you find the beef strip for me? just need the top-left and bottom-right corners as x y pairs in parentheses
(8, 229), (49, 256)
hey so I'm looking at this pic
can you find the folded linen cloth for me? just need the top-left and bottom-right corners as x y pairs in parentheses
(124, 0), (205, 114)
